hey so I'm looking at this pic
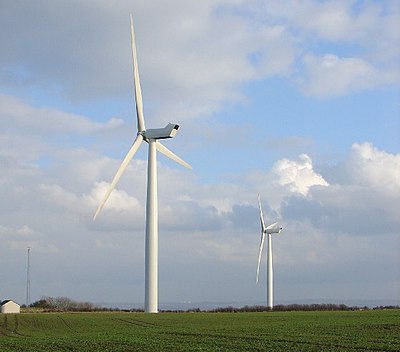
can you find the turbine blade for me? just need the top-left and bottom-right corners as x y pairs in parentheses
(258, 194), (266, 233)
(256, 233), (265, 283)
(93, 134), (143, 220)
(156, 142), (193, 170)
(130, 14), (145, 132)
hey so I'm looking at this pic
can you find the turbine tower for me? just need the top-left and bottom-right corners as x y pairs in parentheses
(256, 196), (282, 310)
(94, 15), (192, 313)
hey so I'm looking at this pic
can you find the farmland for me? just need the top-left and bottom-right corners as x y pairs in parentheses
(0, 309), (399, 351)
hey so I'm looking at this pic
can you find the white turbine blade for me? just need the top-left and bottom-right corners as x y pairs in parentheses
(258, 195), (266, 233)
(156, 142), (193, 170)
(130, 14), (145, 132)
(256, 233), (265, 283)
(93, 134), (143, 220)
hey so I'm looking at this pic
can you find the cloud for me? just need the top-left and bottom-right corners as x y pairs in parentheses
(281, 144), (400, 236)
(347, 142), (400, 194)
(259, 0), (400, 48)
(0, 224), (58, 253)
(1, 131), (399, 303)
(1, 0), (398, 119)
(1, 94), (124, 135)
(159, 200), (224, 232)
(243, 0), (400, 97)
(273, 154), (329, 195)
(0, 224), (35, 238)
(299, 54), (398, 97)
(0, 1), (294, 121)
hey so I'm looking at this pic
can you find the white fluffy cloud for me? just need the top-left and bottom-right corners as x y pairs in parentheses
(273, 153), (329, 195)
(282, 144), (400, 237)
(348, 142), (400, 194)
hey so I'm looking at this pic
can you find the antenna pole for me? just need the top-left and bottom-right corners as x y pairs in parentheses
(26, 247), (31, 306)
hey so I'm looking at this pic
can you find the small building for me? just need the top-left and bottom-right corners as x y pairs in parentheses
(0, 300), (21, 314)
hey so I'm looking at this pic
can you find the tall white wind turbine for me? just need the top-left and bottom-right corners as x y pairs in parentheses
(94, 15), (192, 313)
(256, 195), (282, 310)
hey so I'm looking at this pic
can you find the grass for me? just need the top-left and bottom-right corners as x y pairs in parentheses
(0, 310), (399, 351)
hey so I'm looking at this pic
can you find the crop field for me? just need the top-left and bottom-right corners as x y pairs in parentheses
(0, 309), (399, 351)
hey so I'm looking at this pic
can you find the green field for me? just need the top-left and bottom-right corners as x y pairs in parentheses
(1, 310), (399, 351)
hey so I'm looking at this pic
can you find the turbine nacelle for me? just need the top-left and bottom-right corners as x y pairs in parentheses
(265, 222), (283, 234)
(143, 123), (179, 140)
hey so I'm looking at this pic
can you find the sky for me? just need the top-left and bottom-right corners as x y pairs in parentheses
(1, 0), (399, 308)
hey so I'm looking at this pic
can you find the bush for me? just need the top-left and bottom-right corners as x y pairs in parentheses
(30, 299), (50, 309)
(29, 297), (98, 312)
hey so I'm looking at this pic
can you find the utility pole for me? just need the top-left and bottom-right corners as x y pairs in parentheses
(26, 247), (31, 307)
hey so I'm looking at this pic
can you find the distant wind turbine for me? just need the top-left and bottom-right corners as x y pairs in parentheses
(256, 195), (282, 310)
(94, 15), (192, 313)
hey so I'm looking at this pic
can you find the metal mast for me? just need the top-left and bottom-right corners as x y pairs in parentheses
(26, 247), (31, 306)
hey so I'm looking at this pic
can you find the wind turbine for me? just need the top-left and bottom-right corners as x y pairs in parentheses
(256, 195), (282, 310)
(94, 15), (192, 313)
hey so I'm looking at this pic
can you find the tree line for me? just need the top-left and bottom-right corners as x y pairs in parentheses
(25, 297), (141, 312)
(24, 297), (399, 313)
(205, 304), (362, 313)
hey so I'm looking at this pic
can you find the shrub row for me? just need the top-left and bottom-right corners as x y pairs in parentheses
(24, 297), (399, 313)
